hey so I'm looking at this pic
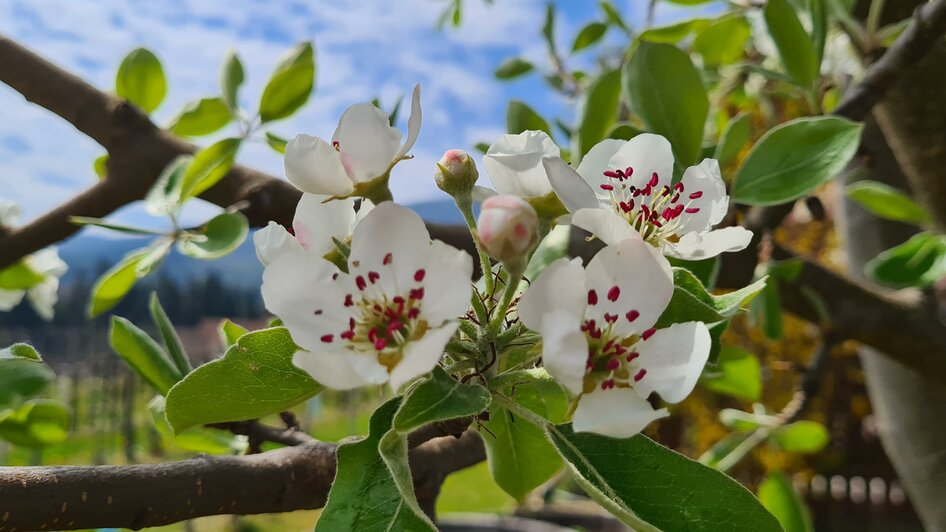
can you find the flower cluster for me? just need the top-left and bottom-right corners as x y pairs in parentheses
(257, 92), (752, 439)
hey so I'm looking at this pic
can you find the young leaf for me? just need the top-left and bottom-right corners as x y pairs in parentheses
(149, 293), (192, 375)
(693, 14), (750, 67)
(0, 262), (45, 290)
(657, 268), (766, 327)
(548, 425), (781, 531)
(542, 3), (556, 51)
(164, 327), (321, 432)
(846, 181), (930, 225)
(638, 18), (710, 44)
(0, 400), (69, 448)
(572, 22), (607, 53)
(624, 41), (708, 167)
(573, 69), (621, 161)
(180, 138), (242, 200)
(110, 316), (182, 395)
(0, 343), (41, 362)
(731, 117), (862, 206)
(507, 100), (552, 137)
(866, 232), (946, 289)
(714, 112), (751, 168)
(495, 57), (534, 80)
(178, 212), (248, 260)
(758, 471), (814, 532)
(167, 97), (232, 137)
(144, 155), (192, 217)
(94, 154), (109, 179)
(221, 50), (245, 111)
(772, 421), (830, 453)
(392, 366), (490, 433)
(259, 42), (316, 123)
(316, 398), (435, 531)
(600, 1), (629, 33)
(0, 357), (54, 407)
(264, 131), (288, 154)
(218, 319), (249, 348)
(88, 240), (173, 318)
(764, 0), (819, 88)
(378, 430), (437, 529)
(702, 346), (761, 401)
(115, 47), (167, 114)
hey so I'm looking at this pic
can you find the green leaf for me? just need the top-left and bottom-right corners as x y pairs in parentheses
(0, 358), (54, 407)
(608, 122), (643, 141)
(144, 155), (192, 217)
(316, 398), (435, 531)
(180, 137), (242, 200)
(221, 50), (245, 111)
(846, 181), (929, 225)
(0, 400), (69, 448)
(88, 240), (173, 317)
(542, 3), (556, 51)
(732, 116), (862, 206)
(94, 154), (109, 179)
(167, 97), (232, 137)
(264, 131), (288, 154)
(495, 57), (534, 79)
(148, 396), (244, 455)
(663, 0), (714, 4)
(707, 319), (729, 365)
(667, 256), (720, 289)
(177, 212), (248, 260)
(115, 48), (166, 113)
(772, 420), (830, 453)
(866, 232), (946, 289)
(165, 327), (321, 432)
(507, 100), (552, 137)
(639, 18), (710, 44)
(0, 262), (45, 290)
(657, 268), (766, 327)
(548, 425), (781, 531)
(572, 22), (607, 53)
(714, 112), (751, 167)
(524, 225), (571, 283)
(758, 471), (814, 532)
(624, 41), (708, 167)
(392, 366), (490, 433)
(110, 316), (182, 395)
(810, 0), (827, 65)
(259, 42), (316, 123)
(574, 69), (621, 161)
(149, 293), (192, 375)
(600, 1), (629, 33)
(218, 319), (249, 348)
(693, 14), (750, 67)
(698, 430), (753, 469)
(764, 0), (819, 87)
(0, 343), (41, 361)
(703, 346), (761, 401)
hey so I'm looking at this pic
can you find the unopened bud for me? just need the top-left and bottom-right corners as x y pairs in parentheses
(477, 195), (539, 263)
(435, 149), (478, 197)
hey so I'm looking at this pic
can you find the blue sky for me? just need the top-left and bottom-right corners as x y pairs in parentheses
(0, 0), (710, 231)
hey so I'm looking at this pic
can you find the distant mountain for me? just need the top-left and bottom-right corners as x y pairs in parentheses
(56, 198), (467, 289)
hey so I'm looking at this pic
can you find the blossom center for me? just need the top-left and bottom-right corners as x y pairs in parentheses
(599, 168), (702, 244)
(581, 287), (655, 393)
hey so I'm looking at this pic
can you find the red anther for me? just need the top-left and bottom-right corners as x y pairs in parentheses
(607, 285), (621, 302)
(349, 317), (356, 329)
(689, 191), (703, 199)
(614, 345), (627, 355)
(393, 295), (405, 304)
(600, 184), (614, 191)
(671, 193), (680, 204)
(587, 290), (598, 305)
(374, 303), (383, 313)
(314, 309), (323, 315)
(607, 358), (620, 370)
(662, 208), (673, 221)
(626, 167), (633, 177)
(332, 272), (339, 281)
(344, 294), (354, 307)
(374, 338), (387, 351)
(603, 170), (620, 179)
(414, 269), (426, 282)
(634, 369), (647, 382)
(674, 204), (685, 215)
(356, 275), (367, 290)
(661, 185), (671, 197)
(408, 307), (421, 319)
(632, 188), (642, 198)
(643, 186), (652, 196)
(581, 319), (596, 332)
(332, 140), (340, 150)
(586, 360), (595, 369)
(387, 320), (402, 333)
(626, 351), (639, 362)
(649, 172), (659, 187)
(320, 334), (333, 343)
(651, 219), (663, 228)
(641, 328), (656, 340)
(589, 327), (602, 339)
(368, 271), (380, 284)
(619, 201), (632, 213)
(674, 182), (685, 192)
(340, 330), (354, 340)
(604, 313), (618, 323)
(640, 204), (650, 218)
(626, 309), (640, 322)
(409, 287), (424, 300)
(383, 252), (393, 265)
(368, 328), (378, 342)
(601, 379), (615, 390)
(603, 339), (615, 352)
(685, 207), (700, 214)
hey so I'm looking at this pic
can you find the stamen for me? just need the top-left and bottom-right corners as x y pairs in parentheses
(685, 207), (700, 214)
(587, 290), (598, 305)
(604, 313), (617, 323)
(626, 351), (639, 362)
(414, 269), (426, 282)
(606, 358), (620, 370)
(626, 309), (639, 322)
(368, 271), (380, 284)
(383, 252), (393, 265)
(374, 338), (387, 351)
(641, 328), (656, 340)
(320, 334), (334, 343)
(600, 184), (614, 191)
(344, 294), (354, 307)
(634, 369), (647, 382)
(408, 307), (421, 319)
(689, 191), (703, 199)
(409, 287), (424, 300)
(607, 286), (620, 302)
(649, 172), (658, 187)
(356, 275), (367, 291)
(674, 182), (684, 192)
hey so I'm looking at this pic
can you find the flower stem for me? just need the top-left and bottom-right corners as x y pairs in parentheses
(487, 260), (524, 338)
(454, 194), (494, 295)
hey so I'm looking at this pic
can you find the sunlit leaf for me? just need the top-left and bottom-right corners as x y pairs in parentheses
(764, 0), (819, 87)
(167, 97), (232, 137)
(507, 100), (552, 137)
(180, 138), (241, 200)
(259, 42), (316, 123)
(177, 212), (248, 260)
(572, 22), (607, 53)
(758, 471), (814, 532)
(110, 316), (182, 395)
(703, 346), (761, 401)
(221, 50), (245, 111)
(866, 232), (946, 289)
(495, 57), (534, 79)
(846, 180), (929, 225)
(115, 47), (166, 113)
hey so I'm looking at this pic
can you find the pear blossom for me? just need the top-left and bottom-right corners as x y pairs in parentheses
(477, 195), (539, 263)
(284, 85), (422, 199)
(434, 149), (478, 197)
(518, 235), (710, 438)
(478, 131), (569, 219)
(0, 201), (67, 320)
(253, 193), (371, 266)
(542, 134), (752, 260)
(261, 202), (472, 391)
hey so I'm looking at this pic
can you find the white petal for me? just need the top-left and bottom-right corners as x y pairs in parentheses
(333, 103), (402, 183)
(28, 248), (67, 277)
(293, 194), (357, 256)
(543, 156), (600, 213)
(0, 288), (25, 311)
(285, 134), (354, 196)
(584, 238), (672, 337)
(575, 139), (625, 191)
(0, 199), (21, 227)
(676, 159), (729, 234)
(254, 221), (302, 266)
(664, 227), (753, 260)
(518, 257), (586, 330)
(483, 131), (560, 198)
(293, 349), (388, 391)
(539, 309), (587, 395)
(634, 321), (711, 404)
(472, 186), (498, 203)
(571, 208), (637, 246)
(420, 240), (473, 326)
(573, 387), (668, 438)
(389, 322), (458, 391)
(394, 84), (422, 160)
(608, 134), (674, 191)
(27, 278), (58, 321)
(349, 202), (431, 295)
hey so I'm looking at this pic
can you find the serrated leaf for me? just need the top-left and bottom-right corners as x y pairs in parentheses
(764, 0), (819, 87)
(164, 327), (321, 432)
(221, 50), (245, 111)
(180, 137), (241, 200)
(866, 232), (946, 289)
(495, 57), (534, 79)
(167, 97), (232, 137)
(507, 100), (552, 138)
(110, 316), (182, 395)
(88, 239), (173, 317)
(758, 471), (814, 532)
(846, 181), (929, 225)
(574, 69), (621, 161)
(149, 293), (192, 375)
(259, 42), (316, 123)
(0, 400), (69, 448)
(548, 425), (781, 531)
(657, 268), (766, 327)
(772, 421), (829, 453)
(178, 212), (248, 260)
(572, 22), (607, 53)
(392, 366), (490, 434)
(732, 117), (862, 206)
(115, 47), (166, 113)
(702, 346), (761, 401)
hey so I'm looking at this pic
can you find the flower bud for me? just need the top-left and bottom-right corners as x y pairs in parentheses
(477, 195), (539, 263)
(435, 149), (478, 198)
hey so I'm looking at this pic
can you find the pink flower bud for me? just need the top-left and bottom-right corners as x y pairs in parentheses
(434, 149), (478, 197)
(477, 195), (539, 262)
